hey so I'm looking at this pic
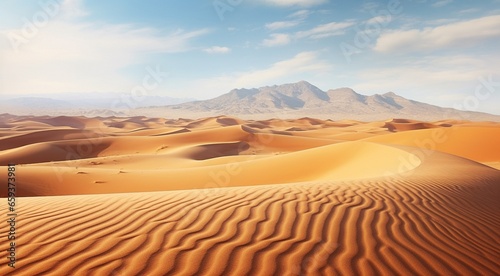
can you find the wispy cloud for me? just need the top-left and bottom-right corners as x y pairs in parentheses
(265, 21), (300, 30)
(425, 18), (457, 25)
(261, 20), (354, 47)
(204, 46), (231, 54)
(374, 15), (500, 53)
(59, 0), (89, 18)
(295, 21), (354, 39)
(288, 10), (311, 19)
(258, 0), (327, 7)
(353, 54), (500, 112)
(432, 0), (453, 8)
(265, 10), (310, 31)
(193, 51), (332, 97)
(359, 2), (380, 12)
(366, 15), (391, 25)
(262, 33), (291, 47)
(234, 51), (331, 85)
(458, 8), (480, 14)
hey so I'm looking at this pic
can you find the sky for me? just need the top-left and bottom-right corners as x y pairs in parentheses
(0, 0), (499, 114)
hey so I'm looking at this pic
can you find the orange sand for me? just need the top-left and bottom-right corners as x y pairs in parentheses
(0, 115), (499, 275)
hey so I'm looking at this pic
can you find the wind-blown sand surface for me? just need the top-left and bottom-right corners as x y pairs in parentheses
(0, 114), (499, 275)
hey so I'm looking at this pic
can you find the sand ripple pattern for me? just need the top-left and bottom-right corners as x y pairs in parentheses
(1, 171), (499, 276)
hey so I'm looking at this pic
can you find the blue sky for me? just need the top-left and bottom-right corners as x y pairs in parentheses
(1, 0), (499, 114)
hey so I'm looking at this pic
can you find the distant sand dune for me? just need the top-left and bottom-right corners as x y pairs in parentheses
(0, 115), (499, 275)
(365, 126), (500, 162)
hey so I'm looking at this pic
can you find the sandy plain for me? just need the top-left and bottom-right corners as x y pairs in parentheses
(0, 114), (499, 275)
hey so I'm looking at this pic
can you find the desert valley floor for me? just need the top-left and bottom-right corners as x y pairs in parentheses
(0, 114), (499, 275)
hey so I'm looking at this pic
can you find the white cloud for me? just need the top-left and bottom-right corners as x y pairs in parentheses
(374, 15), (500, 53)
(352, 55), (500, 113)
(258, 0), (327, 6)
(203, 46), (231, 54)
(432, 0), (453, 7)
(0, 0), (209, 94)
(191, 51), (332, 97)
(295, 21), (355, 39)
(59, 0), (89, 18)
(265, 21), (300, 30)
(262, 33), (291, 47)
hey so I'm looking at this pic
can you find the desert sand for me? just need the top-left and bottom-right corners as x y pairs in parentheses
(0, 114), (499, 275)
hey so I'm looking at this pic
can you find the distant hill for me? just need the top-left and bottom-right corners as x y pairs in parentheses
(0, 93), (194, 116)
(135, 81), (500, 121)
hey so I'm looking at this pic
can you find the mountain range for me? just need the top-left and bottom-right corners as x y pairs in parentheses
(134, 81), (500, 121)
(1, 81), (498, 121)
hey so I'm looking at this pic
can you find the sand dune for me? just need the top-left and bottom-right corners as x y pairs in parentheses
(0, 150), (498, 275)
(384, 118), (440, 132)
(364, 126), (500, 163)
(0, 114), (499, 275)
(2, 141), (422, 196)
